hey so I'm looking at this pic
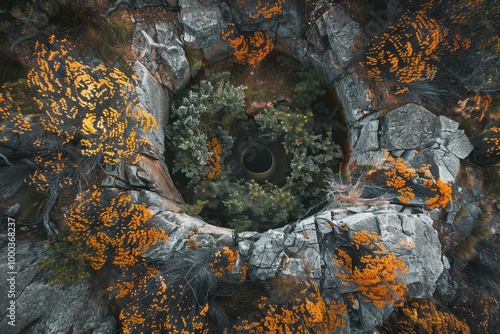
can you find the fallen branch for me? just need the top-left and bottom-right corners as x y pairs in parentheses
(10, 33), (37, 51)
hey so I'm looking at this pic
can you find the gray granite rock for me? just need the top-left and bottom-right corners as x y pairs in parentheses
(179, 0), (231, 61)
(0, 237), (112, 334)
(324, 7), (364, 68)
(134, 60), (170, 149)
(158, 43), (191, 92)
(354, 118), (379, 151)
(319, 208), (443, 332)
(381, 104), (473, 182)
(132, 25), (160, 74)
(381, 104), (437, 150)
(248, 229), (285, 280)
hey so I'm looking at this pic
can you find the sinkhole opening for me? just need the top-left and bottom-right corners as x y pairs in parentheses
(167, 52), (347, 232)
(242, 146), (273, 174)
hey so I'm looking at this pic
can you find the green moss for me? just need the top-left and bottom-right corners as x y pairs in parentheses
(38, 237), (91, 286)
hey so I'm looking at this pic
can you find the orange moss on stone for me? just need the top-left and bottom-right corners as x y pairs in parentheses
(233, 278), (347, 333)
(27, 36), (158, 165)
(335, 231), (408, 308)
(66, 186), (167, 270)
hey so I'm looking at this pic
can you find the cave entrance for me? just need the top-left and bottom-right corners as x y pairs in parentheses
(242, 146), (273, 174)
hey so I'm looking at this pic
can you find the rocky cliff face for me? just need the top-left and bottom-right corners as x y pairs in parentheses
(0, 1), (477, 333)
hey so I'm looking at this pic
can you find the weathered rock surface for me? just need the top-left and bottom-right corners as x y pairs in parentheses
(0, 236), (113, 334)
(381, 104), (473, 182)
(132, 22), (191, 92)
(179, 0), (231, 61)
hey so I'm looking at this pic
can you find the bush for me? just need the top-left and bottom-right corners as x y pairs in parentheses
(195, 177), (301, 232)
(167, 72), (246, 180)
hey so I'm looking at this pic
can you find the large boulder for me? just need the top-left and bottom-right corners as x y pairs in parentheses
(381, 104), (473, 182)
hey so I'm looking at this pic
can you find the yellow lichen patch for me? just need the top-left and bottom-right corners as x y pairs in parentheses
(0, 87), (32, 141)
(25, 152), (73, 192)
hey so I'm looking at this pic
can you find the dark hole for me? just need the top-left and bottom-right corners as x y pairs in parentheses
(243, 147), (273, 173)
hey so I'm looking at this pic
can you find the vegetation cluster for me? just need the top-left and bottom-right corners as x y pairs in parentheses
(167, 65), (343, 232)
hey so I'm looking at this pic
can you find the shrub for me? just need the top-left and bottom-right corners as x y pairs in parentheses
(169, 67), (343, 231)
(255, 106), (342, 200)
(167, 72), (246, 180)
(195, 177), (301, 232)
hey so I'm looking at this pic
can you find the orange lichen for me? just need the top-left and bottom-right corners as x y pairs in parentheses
(233, 278), (347, 333)
(27, 36), (158, 165)
(26, 153), (74, 191)
(0, 87), (32, 142)
(384, 155), (418, 203)
(226, 30), (274, 65)
(380, 297), (471, 334)
(335, 231), (408, 308)
(249, 0), (285, 19)
(362, 2), (473, 94)
(484, 126), (500, 157)
(209, 246), (238, 279)
(381, 154), (452, 209)
(425, 178), (452, 209)
(454, 94), (492, 122)
(67, 186), (167, 270)
(111, 262), (211, 334)
(204, 137), (222, 180)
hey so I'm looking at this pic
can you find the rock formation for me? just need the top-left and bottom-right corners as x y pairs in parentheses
(0, 1), (480, 333)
